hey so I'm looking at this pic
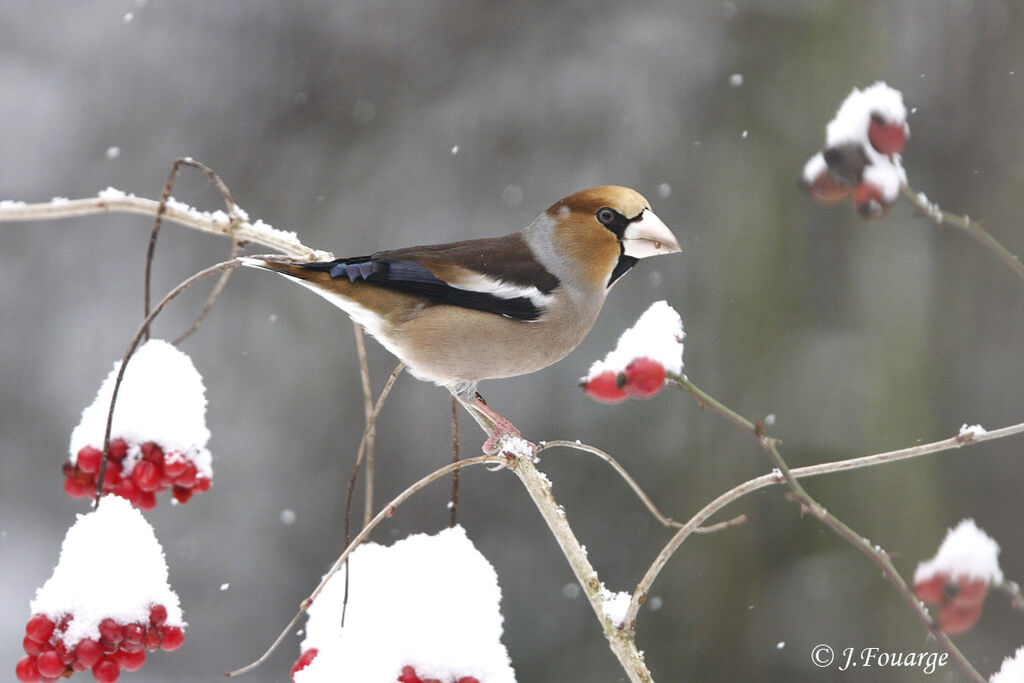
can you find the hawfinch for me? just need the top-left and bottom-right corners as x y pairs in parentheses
(243, 186), (680, 452)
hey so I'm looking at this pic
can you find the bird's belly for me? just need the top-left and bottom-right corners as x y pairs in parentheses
(385, 303), (595, 385)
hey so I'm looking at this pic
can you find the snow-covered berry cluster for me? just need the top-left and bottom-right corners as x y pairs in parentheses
(63, 440), (211, 509)
(397, 665), (480, 683)
(912, 519), (1003, 635)
(17, 607), (184, 683)
(581, 301), (683, 404)
(802, 82), (908, 219)
(65, 339), (213, 509)
(293, 526), (514, 683)
(18, 497), (186, 683)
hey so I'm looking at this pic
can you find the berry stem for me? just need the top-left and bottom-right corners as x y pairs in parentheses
(900, 183), (1024, 283)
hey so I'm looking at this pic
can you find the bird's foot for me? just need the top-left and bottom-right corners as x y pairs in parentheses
(471, 399), (535, 457)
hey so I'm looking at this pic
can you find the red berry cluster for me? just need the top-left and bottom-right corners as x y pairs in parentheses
(62, 440), (210, 510)
(582, 357), (667, 404)
(290, 648), (318, 681)
(914, 573), (989, 635)
(803, 114), (908, 219)
(16, 607), (184, 683)
(397, 665), (480, 683)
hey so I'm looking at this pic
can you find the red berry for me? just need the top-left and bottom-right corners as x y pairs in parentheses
(64, 477), (91, 498)
(54, 638), (74, 664)
(174, 461), (198, 488)
(938, 603), (982, 635)
(291, 648), (319, 680)
(143, 628), (162, 651)
(853, 182), (890, 220)
(623, 357), (667, 398)
(92, 657), (120, 683)
(113, 478), (140, 505)
(25, 614), (55, 644)
(914, 574), (946, 605)
(99, 618), (123, 645)
(160, 625), (184, 651)
(868, 114), (907, 155)
(950, 577), (989, 609)
(35, 651), (64, 678)
(149, 604), (168, 627)
(172, 486), (193, 504)
(194, 476), (211, 492)
(15, 656), (41, 683)
(162, 454), (188, 478)
(108, 439), (128, 460)
(72, 660), (90, 672)
(805, 168), (853, 204)
(23, 636), (43, 656)
(141, 442), (164, 463)
(102, 459), (123, 487)
(113, 648), (146, 671)
(123, 623), (145, 646)
(132, 460), (161, 492)
(398, 666), (422, 683)
(457, 678), (481, 683)
(74, 639), (103, 668)
(583, 370), (629, 404)
(76, 446), (103, 474)
(137, 491), (158, 510)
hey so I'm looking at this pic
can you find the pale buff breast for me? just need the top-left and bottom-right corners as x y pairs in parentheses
(382, 290), (606, 387)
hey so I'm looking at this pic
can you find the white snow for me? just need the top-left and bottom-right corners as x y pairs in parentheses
(990, 646), (1024, 683)
(959, 423), (988, 438)
(97, 187), (128, 200)
(105, 146), (121, 160)
(0, 199), (28, 209)
(729, 73), (743, 87)
(914, 519), (1003, 585)
(50, 196), (69, 205)
(585, 300), (685, 379)
(826, 82), (907, 147)
(802, 152), (827, 185)
(69, 339), (213, 479)
(30, 496), (184, 647)
(599, 587), (632, 627)
(295, 526), (516, 683)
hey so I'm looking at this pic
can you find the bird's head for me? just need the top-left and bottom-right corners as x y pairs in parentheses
(543, 185), (680, 289)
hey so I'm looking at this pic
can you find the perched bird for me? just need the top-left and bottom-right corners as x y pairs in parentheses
(242, 186), (680, 452)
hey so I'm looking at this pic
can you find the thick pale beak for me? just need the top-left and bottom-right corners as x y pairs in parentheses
(622, 208), (681, 259)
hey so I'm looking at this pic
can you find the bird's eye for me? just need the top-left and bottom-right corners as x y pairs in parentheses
(596, 207), (616, 225)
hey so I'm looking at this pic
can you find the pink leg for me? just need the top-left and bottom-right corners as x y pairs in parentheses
(468, 398), (535, 456)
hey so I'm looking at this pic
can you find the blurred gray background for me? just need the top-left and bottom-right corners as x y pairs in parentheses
(2, 1), (1023, 681)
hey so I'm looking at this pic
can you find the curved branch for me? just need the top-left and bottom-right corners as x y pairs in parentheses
(901, 183), (1024, 283)
(0, 194), (332, 261)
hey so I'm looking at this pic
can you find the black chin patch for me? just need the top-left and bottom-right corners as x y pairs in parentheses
(607, 253), (638, 287)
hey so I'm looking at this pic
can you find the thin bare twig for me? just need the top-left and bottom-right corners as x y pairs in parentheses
(901, 183), (1024, 283)
(449, 395), (460, 528)
(537, 440), (682, 529)
(353, 325), (376, 529)
(174, 241), (244, 345)
(649, 373), (990, 683)
(92, 260), (240, 501)
(145, 158), (243, 338)
(226, 454), (504, 678)
(630, 419), (1024, 627)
